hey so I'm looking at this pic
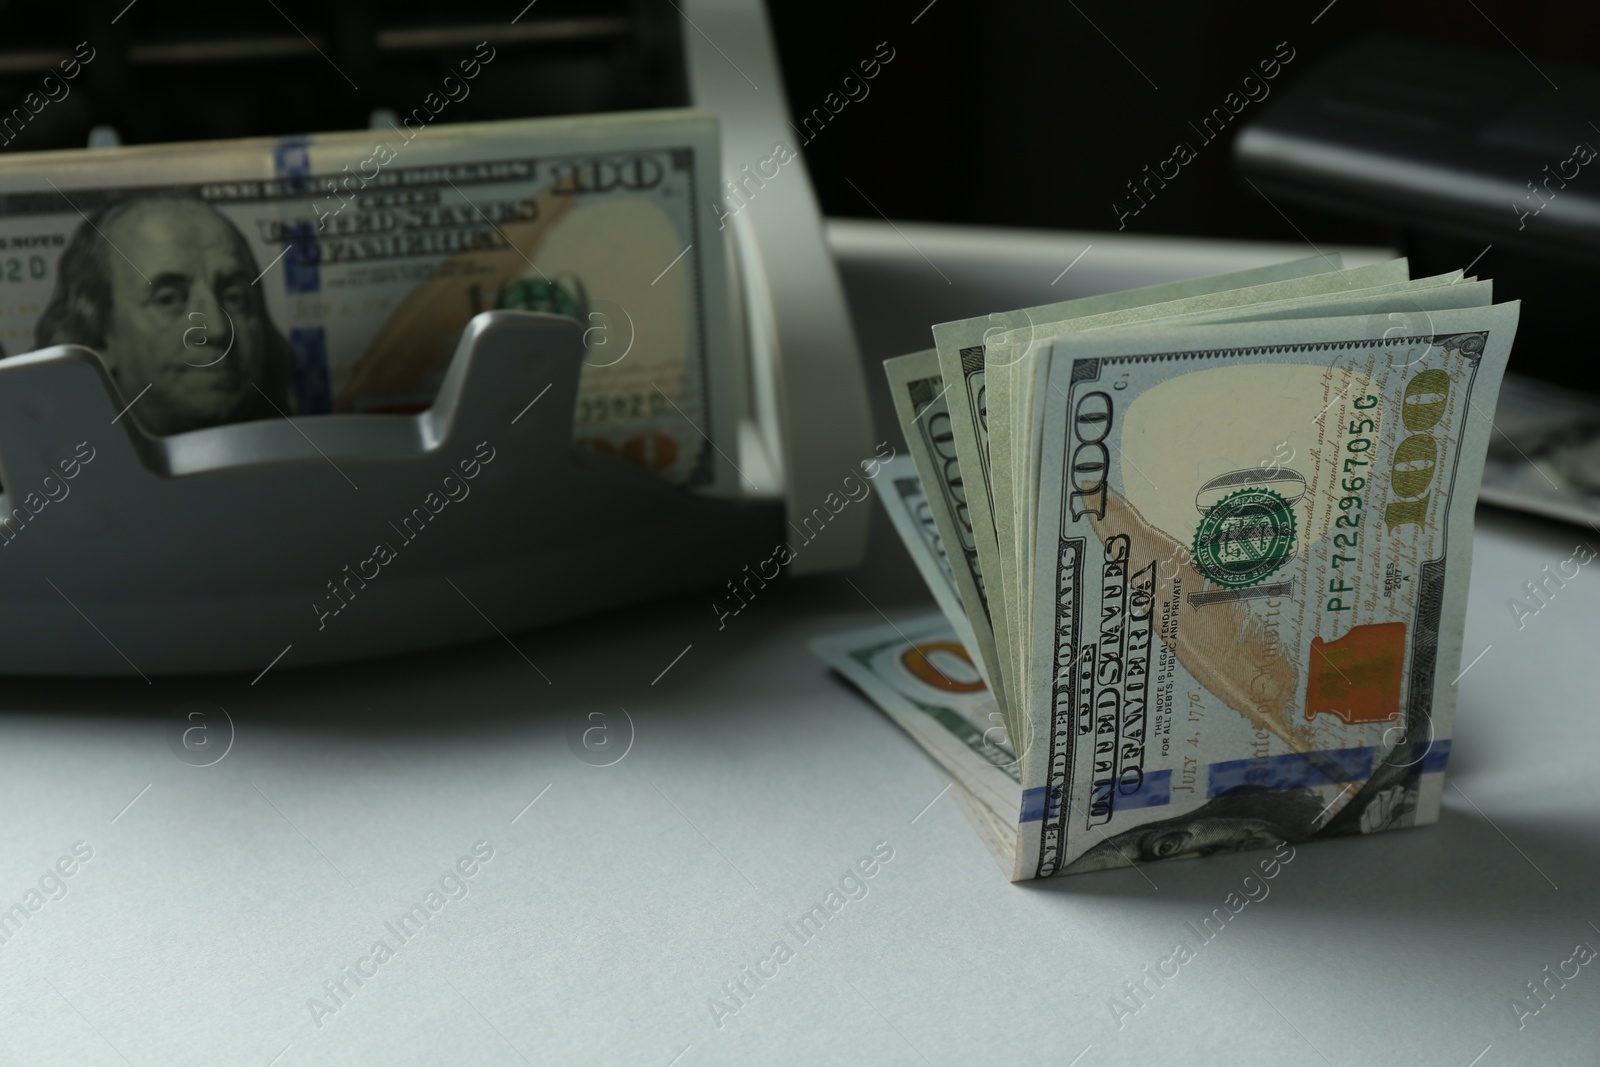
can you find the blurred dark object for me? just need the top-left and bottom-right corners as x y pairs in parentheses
(764, 1), (1588, 246)
(0, 0), (686, 150)
(1236, 35), (1599, 391)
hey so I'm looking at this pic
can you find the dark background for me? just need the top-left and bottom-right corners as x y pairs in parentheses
(765, 0), (1583, 247)
(0, 0), (1585, 251)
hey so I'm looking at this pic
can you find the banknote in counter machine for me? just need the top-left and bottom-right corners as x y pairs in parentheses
(0, 0), (873, 676)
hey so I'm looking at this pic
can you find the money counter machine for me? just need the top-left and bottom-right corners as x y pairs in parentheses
(0, 0), (871, 675)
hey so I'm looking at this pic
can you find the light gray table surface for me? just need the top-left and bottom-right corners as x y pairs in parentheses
(2, 223), (1595, 1066)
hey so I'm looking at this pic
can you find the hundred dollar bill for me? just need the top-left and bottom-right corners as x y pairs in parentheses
(884, 351), (1008, 721)
(981, 259), (1424, 713)
(988, 266), (1479, 660)
(1014, 301), (1519, 880)
(0, 109), (734, 490)
(875, 454), (985, 668)
(810, 615), (1019, 822)
(818, 257), (1522, 880)
(931, 256), (1379, 718)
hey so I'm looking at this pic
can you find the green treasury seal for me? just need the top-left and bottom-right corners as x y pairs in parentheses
(1191, 487), (1297, 588)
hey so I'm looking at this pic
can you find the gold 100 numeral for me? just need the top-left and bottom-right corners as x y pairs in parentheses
(1384, 370), (1450, 532)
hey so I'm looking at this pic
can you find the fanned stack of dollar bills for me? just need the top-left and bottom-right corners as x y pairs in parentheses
(813, 256), (1521, 880)
(0, 109), (735, 491)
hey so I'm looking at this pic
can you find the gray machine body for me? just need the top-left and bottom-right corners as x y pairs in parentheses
(0, 312), (780, 677)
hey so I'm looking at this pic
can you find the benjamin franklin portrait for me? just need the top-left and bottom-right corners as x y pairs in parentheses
(17, 195), (294, 435)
